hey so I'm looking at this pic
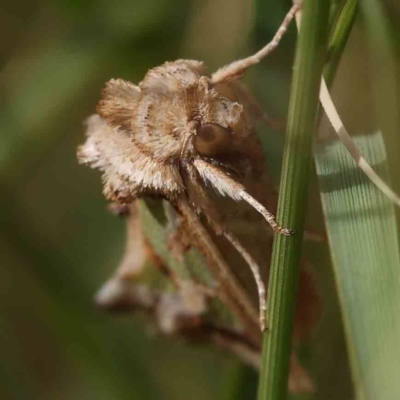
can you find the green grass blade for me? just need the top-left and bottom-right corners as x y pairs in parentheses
(257, 1), (330, 399)
(315, 133), (400, 399)
(324, 0), (357, 86)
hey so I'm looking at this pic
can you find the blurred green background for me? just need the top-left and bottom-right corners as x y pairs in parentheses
(2, 0), (399, 399)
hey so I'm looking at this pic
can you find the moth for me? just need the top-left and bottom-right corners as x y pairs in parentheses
(79, 2), (299, 324)
(76, 0), (400, 393)
(77, 3), (318, 392)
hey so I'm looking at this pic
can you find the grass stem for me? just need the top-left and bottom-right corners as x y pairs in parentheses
(257, 1), (330, 398)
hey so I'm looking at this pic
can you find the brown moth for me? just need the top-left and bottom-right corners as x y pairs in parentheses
(79, 3), (299, 330)
(77, 3), (319, 393)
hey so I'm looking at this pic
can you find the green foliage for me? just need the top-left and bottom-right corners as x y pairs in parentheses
(315, 133), (400, 399)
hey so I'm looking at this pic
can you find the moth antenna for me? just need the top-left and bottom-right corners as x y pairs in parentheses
(211, 3), (300, 84)
(223, 231), (267, 331)
(319, 79), (400, 206)
(193, 158), (294, 236)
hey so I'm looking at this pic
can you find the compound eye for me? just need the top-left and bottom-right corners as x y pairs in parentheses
(194, 123), (232, 157)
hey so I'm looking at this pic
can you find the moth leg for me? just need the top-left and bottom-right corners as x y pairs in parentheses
(223, 231), (267, 331)
(193, 158), (294, 235)
(176, 195), (262, 344)
(211, 3), (300, 84)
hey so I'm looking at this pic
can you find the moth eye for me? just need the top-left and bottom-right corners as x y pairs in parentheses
(194, 123), (232, 157)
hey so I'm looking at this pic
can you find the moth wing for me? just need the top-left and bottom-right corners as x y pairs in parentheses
(95, 199), (315, 393)
(97, 78), (141, 132)
(77, 115), (184, 201)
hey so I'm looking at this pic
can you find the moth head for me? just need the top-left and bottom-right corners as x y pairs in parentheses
(96, 61), (245, 161)
(78, 59), (290, 237)
(78, 60), (250, 202)
(193, 123), (233, 157)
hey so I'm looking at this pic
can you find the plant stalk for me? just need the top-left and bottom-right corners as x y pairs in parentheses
(257, 1), (330, 399)
(324, 0), (358, 86)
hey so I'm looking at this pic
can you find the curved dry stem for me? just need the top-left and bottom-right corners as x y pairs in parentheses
(319, 78), (400, 206)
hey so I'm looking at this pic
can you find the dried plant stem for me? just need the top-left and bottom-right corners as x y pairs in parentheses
(319, 0), (400, 207)
(319, 79), (400, 206)
(257, 1), (330, 399)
